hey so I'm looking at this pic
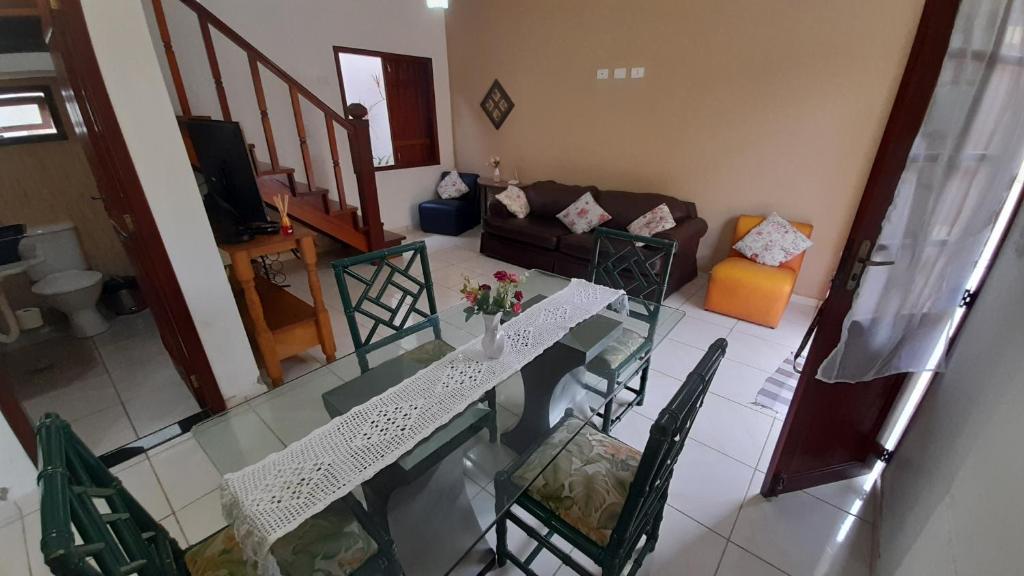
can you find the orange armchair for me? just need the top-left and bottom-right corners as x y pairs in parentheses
(704, 215), (812, 328)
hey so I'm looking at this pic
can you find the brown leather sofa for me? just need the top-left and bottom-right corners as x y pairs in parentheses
(481, 180), (708, 295)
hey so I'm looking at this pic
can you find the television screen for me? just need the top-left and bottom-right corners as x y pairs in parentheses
(185, 118), (268, 229)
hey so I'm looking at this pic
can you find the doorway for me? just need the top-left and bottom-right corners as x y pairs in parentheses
(0, 0), (224, 464)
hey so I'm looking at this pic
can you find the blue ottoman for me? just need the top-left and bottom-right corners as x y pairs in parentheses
(418, 172), (481, 236)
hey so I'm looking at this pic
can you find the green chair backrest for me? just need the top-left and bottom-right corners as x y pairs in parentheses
(36, 414), (187, 576)
(588, 227), (676, 341)
(331, 241), (440, 372)
(607, 339), (726, 554)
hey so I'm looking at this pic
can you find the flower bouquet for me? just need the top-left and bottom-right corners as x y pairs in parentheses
(460, 270), (524, 358)
(488, 155), (502, 181)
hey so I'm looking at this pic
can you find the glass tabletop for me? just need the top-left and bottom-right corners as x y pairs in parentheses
(191, 270), (684, 575)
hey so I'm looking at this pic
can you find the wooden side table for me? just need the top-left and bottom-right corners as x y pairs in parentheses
(477, 177), (514, 219)
(221, 230), (336, 386)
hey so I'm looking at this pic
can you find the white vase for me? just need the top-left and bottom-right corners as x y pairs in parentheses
(493, 166), (501, 181)
(481, 313), (505, 359)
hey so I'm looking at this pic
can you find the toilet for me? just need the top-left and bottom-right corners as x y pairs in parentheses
(18, 222), (109, 338)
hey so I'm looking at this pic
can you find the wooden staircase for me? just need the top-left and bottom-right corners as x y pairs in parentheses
(152, 0), (404, 253)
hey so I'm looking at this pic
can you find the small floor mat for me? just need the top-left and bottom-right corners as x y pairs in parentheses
(754, 353), (803, 416)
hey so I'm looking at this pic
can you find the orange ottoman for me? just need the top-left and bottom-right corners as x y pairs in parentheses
(704, 215), (812, 328)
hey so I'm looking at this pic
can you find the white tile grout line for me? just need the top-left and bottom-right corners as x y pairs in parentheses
(90, 337), (141, 441)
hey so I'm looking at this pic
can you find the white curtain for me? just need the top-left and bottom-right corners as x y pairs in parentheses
(819, 0), (1024, 382)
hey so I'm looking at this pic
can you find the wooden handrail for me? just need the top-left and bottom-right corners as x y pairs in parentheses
(177, 0), (354, 134)
(155, 0), (387, 251)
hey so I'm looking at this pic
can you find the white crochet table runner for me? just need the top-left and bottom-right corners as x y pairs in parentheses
(221, 278), (626, 575)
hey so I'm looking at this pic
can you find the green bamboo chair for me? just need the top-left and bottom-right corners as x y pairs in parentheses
(36, 414), (401, 575)
(493, 339), (726, 576)
(586, 227), (677, 433)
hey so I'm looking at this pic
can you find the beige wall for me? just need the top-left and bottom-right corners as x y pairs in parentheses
(446, 0), (926, 298)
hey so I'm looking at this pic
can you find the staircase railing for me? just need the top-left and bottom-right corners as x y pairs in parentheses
(151, 0), (385, 250)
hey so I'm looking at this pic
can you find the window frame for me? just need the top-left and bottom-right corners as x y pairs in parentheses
(0, 84), (66, 146)
(333, 46), (441, 172)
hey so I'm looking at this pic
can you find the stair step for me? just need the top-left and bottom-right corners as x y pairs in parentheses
(252, 157), (295, 177)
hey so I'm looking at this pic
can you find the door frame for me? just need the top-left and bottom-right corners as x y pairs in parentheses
(762, 0), (962, 496)
(2, 0), (227, 461)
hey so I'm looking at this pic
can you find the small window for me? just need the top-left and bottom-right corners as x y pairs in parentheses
(335, 47), (440, 171)
(0, 85), (65, 145)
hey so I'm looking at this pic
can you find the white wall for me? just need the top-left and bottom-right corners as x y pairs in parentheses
(80, 0), (262, 405)
(143, 0), (455, 231)
(877, 206), (1024, 575)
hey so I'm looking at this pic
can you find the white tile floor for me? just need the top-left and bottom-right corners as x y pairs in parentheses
(0, 310), (200, 454)
(2, 227), (878, 575)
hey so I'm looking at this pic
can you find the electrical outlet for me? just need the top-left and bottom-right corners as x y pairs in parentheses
(613, 67), (627, 80)
(596, 68), (609, 80)
(630, 66), (646, 79)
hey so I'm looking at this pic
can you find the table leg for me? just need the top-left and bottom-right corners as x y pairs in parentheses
(501, 341), (586, 453)
(299, 236), (336, 362)
(231, 252), (283, 386)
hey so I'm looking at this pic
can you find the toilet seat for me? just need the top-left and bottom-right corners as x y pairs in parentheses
(31, 270), (103, 296)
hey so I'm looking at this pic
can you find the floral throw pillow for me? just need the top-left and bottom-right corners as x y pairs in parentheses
(733, 212), (813, 266)
(436, 171), (470, 199)
(627, 203), (676, 238)
(496, 185), (530, 218)
(556, 192), (612, 234)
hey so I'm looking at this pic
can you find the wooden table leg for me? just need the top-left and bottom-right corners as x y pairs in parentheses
(231, 251), (283, 386)
(299, 236), (336, 362)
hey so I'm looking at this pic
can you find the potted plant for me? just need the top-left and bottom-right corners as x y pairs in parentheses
(461, 270), (524, 358)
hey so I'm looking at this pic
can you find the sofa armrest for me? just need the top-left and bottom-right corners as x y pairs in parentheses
(487, 197), (514, 219)
(656, 217), (708, 249)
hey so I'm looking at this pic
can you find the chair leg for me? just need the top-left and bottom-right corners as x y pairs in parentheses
(495, 513), (509, 568)
(636, 362), (651, 407)
(601, 374), (616, 433)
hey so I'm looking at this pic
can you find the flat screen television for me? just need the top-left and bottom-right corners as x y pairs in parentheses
(185, 118), (269, 242)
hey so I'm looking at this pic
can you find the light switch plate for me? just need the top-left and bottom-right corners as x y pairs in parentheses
(613, 67), (627, 80)
(596, 68), (609, 80)
(630, 66), (645, 79)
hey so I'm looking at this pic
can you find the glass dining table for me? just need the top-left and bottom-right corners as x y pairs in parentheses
(191, 270), (685, 575)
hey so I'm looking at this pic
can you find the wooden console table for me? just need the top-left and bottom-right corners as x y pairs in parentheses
(221, 230), (336, 387)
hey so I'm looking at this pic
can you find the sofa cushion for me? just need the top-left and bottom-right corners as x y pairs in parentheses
(437, 170), (470, 199)
(485, 216), (570, 250)
(523, 181), (600, 218)
(496, 185), (530, 218)
(558, 233), (597, 260)
(596, 190), (696, 231)
(627, 204), (676, 238)
(556, 192), (612, 234)
(733, 213), (813, 267)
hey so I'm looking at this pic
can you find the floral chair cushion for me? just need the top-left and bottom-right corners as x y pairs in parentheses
(496, 185), (531, 218)
(185, 500), (378, 576)
(587, 327), (648, 374)
(626, 203), (676, 238)
(511, 417), (641, 546)
(733, 212), (813, 267)
(556, 192), (612, 234)
(437, 171), (470, 199)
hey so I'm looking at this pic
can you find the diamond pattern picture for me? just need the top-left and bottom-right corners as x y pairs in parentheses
(481, 79), (514, 129)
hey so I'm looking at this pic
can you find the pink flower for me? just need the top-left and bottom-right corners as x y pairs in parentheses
(514, 290), (523, 302)
(493, 270), (510, 283)
(513, 302), (522, 314)
(464, 292), (477, 304)
(479, 283), (492, 292)
(507, 272), (520, 283)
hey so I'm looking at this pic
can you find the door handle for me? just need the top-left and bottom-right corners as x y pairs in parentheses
(845, 239), (895, 291)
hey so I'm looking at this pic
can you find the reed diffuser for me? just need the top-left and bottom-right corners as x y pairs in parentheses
(274, 193), (294, 235)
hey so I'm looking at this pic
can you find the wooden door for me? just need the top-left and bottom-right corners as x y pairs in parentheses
(761, 0), (961, 496)
(383, 55), (440, 168)
(42, 0), (225, 413)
